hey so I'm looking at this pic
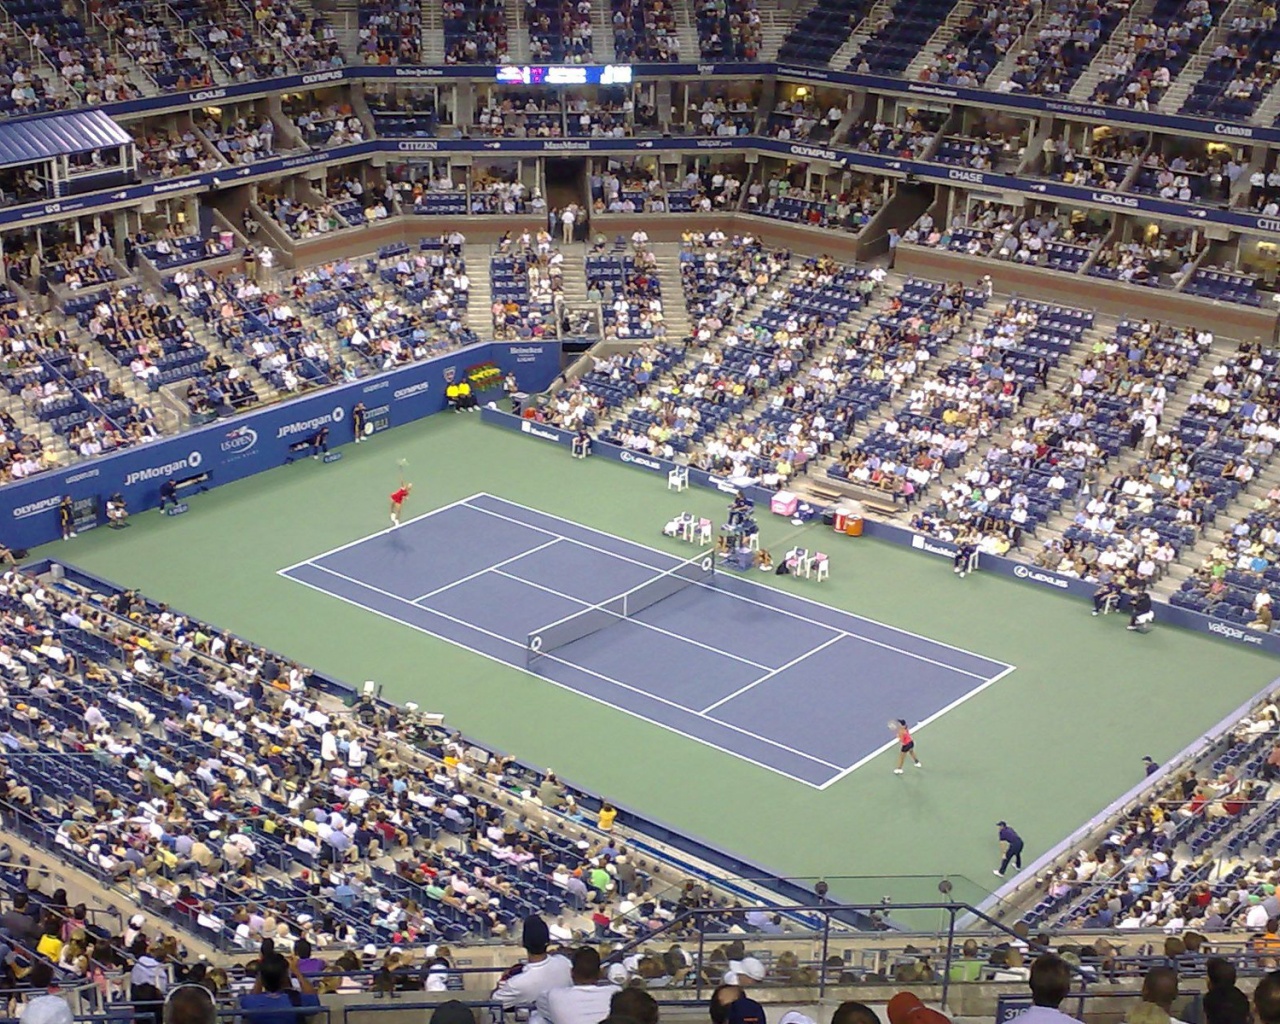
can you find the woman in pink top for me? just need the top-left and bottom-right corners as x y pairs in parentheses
(893, 719), (922, 775)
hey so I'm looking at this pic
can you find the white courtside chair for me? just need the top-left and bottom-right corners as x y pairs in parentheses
(668, 465), (689, 491)
(696, 518), (713, 544)
(814, 554), (829, 582)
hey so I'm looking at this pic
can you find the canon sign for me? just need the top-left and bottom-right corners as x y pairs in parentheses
(1213, 123), (1254, 138)
(1012, 564), (1069, 590)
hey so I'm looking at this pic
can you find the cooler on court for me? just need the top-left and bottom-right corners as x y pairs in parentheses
(771, 491), (799, 517)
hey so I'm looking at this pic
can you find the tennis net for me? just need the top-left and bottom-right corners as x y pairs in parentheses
(526, 551), (715, 665)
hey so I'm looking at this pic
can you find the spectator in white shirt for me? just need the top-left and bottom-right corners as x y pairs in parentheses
(491, 916), (572, 1024)
(543, 947), (620, 1024)
(1010, 956), (1083, 1024)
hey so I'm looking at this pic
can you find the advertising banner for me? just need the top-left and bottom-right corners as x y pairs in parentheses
(1, 343), (560, 548)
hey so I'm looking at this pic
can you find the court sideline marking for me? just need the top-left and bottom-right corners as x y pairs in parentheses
(470, 492), (1015, 671)
(464, 497), (1001, 681)
(294, 561), (846, 779)
(488, 567), (776, 671)
(278, 491), (1019, 787)
(282, 568), (830, 788)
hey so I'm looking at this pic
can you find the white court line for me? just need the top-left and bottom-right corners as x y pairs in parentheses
(468, 492), (1015, 673)
(814, 664), (1020, 791)
(463, 502), (673, 574)
(467, 496), (992, 683)
(278, 492), (488, 574)
(412, 538), (563, 604)
(279, 569), (829, 788)
(292, 561), (843, 775)
(699, 634), (846, 714)
(489, 567), (773, 671)
(478, 494), (988, 680)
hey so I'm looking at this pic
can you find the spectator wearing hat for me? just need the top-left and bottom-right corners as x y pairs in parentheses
(543, 947), (620, 1024)
(723, 958), (766, 985)
(995, 821), (1025, 878)
(710, 985), (766, 1024)
(491, 916), (572, 1024)
(1143, 756), (1159, 777)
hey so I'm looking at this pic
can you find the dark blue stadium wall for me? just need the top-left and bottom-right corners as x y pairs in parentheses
(481, 408), (1280, 659)
(1, 341), (561, 549)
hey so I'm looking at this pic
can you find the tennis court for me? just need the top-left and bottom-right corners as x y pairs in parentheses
(279, 492), (1015, 788)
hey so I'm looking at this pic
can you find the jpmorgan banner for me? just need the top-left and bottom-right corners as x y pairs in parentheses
(1, 340), (560, 548)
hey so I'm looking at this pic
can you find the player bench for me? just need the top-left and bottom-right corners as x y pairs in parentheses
(809, 483), (901, 517)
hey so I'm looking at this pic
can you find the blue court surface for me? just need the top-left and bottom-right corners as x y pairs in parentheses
(279, 493), (1015, 788)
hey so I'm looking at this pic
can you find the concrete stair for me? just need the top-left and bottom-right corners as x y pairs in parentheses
(1155, 0), (1251, 113)
(830, 0), (897, 70)
(326, 0), (364, 62)
(672, 1), (701, 61)
(507, 0), (530, 61)
(756, 7), (792, 60)
(1066, 0), (1157, 102)
(1252, 72), (1280, 126)
(902, 0), (980, 79)
(985, 5), (1051, 89)
(421, 0), (446, 63)
(464, 243), (496, 340)
(649, 242), (692, 343)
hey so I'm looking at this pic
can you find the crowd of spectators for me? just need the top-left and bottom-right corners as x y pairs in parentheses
(845, 112), (940, 158)
(200, 112), (277, 166)
(1088, 0), (1222, 109)
(135, 126), (221, 179)
(686, 92), (757, 136)
(443, 0), (509, 63)
(748, 175), (884, 234)
(902, 204), (1021, 258)
(996, 0), (1132, 96)
(356, 0), (423, 63)
(610, 0), (681, 62)
(915, 0), (1037, 88)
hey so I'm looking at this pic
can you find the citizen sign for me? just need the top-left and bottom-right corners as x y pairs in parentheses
(1012, 564), (1069, 589)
